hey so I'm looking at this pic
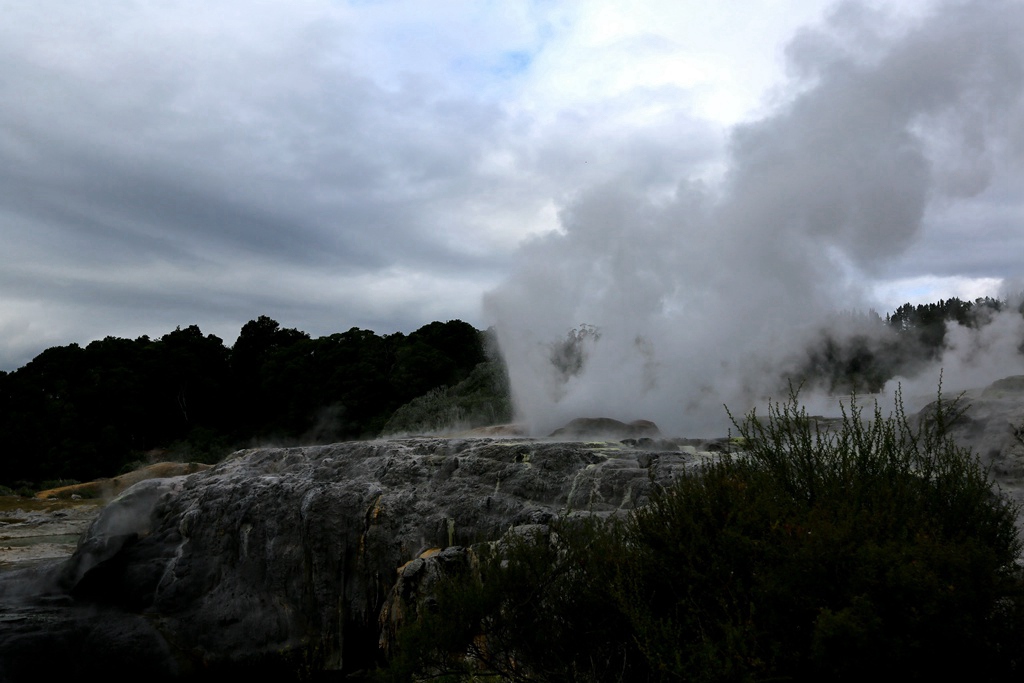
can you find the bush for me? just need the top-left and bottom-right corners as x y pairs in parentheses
(378, 519), (642, 683)
(381, 388), (1024, 681)
(622, 388), (1024, 680)
(380, 361), (513, 436)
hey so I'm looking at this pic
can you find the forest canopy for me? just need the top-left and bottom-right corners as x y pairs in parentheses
(0, 317), (501, 488)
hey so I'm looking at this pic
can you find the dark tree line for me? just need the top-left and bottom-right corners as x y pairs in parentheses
(0, 317), (489, 488)
(886, 296), (1008, 350)
(2, 296), (1021, 490)
(794, 296), (1022, 394)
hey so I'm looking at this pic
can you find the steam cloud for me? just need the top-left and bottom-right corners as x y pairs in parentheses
(486, 0), (1024, 436)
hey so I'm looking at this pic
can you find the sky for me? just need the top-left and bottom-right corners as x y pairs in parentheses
(2, 1), (1023, 417)
(484, 0), (1024, 433)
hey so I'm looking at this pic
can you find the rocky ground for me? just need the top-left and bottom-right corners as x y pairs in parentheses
(0, 501), (103, 571)
(0, 378), (1021, 681)
(0, 462), (212, 573)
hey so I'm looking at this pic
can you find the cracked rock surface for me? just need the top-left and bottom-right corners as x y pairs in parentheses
(0, 436), (711, 679)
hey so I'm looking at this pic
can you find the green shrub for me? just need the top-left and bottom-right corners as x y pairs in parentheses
(621, 387), (1024, 680)
(381, 360), (513, 435)
(379, 519), (643, 682)
(381, 388), (1024, 681)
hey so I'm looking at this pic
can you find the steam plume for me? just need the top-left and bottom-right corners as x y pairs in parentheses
(486, 0), (1024, 436)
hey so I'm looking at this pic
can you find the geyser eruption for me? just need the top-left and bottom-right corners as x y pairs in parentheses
(486, 0), (1024, 436)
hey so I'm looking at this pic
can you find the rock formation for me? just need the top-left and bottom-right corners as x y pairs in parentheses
(0, 434), (710, 680)
(547, 417), (661, 439)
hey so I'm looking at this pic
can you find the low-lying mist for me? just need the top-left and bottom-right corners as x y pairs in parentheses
(485, 0), (1024, 437)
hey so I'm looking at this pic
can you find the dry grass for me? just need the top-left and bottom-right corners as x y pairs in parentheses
(34, 461), (211, 501)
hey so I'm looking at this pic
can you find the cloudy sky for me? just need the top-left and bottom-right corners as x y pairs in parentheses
(1, 0), (1022, 373)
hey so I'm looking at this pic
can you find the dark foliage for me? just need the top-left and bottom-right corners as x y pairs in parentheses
(621, 389), (1024, 680)
(379, 519), (643, 683)
(0, 318), (492, 487)
(380, 359), (513, 435)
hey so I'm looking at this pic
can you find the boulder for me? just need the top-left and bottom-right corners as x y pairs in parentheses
(548, 417), (661, 439)
(0, 436), (704, 680)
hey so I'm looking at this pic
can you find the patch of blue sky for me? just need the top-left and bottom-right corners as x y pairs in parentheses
(451, 50), (534, 83)
(492, 50), (532, 78)
(446, 49), (535, 98)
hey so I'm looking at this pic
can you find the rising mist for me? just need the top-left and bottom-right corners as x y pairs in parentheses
(486, 0), (1024, 436)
